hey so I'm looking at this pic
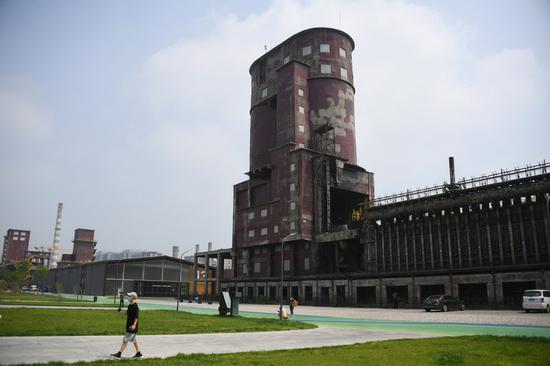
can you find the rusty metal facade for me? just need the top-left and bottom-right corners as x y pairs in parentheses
(215, 28), (550, 309)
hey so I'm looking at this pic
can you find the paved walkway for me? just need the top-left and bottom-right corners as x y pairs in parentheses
(0, 327), (443, 365)
(2, 297), (549, 365)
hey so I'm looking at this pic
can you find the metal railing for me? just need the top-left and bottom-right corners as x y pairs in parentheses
(370, 160), (549, 207)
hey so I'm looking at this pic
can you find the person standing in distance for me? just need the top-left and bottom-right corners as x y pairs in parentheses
(111, 292), (142, 359)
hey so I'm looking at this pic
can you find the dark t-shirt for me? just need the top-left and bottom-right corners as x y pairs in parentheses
(126, 302), (139, 333)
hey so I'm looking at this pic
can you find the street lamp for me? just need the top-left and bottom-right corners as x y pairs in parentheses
(176, 249), (193, 311)
(279, 233), (297, 320)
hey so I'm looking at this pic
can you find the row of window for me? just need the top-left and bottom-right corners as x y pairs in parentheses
(11, 231), (27, 236)
(320, 64), (348, 79)
(247, 221), (298, 240)
(302, 44), (347, 58)
(248, 225), (279, 238)
(242, 257), (311, 275)
(248, 208), (269, 220)
(11, 236), (26, 241)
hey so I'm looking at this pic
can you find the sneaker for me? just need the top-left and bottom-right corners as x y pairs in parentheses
(110, 352), (122, 359)
(132, 352), (143, 359)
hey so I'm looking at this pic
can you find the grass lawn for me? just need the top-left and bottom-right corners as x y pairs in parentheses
(0, 308), (315, 336)
(0, 292), (116, 307)
(14, 335), (550, 366)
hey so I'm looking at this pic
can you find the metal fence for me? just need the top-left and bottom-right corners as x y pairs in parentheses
(370, 160), (549, 207)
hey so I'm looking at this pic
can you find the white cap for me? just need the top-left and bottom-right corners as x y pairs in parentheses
(127, 292), (138, 299)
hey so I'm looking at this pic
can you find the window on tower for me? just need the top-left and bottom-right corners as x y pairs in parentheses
(302, 45), (312, 56)
(340, 67), (348, 79)
(339, 47), (346, 58)
(320, 64), (332, 74)
(320, 43), (330, 53)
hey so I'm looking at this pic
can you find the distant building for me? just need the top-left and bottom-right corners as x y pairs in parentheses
(59, 229), (97, 266)
(25, 249), (52, 267)
(95, 249), (163, 262)
(1, 229), (30, 264)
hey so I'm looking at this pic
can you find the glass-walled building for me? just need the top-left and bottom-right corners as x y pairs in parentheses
(46, 255), (212, 298)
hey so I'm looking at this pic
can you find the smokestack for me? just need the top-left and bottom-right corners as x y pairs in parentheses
(195, 244), (200, 253)
(172, 245), (179, 258)
(449, 157), (456, 186)
(208, 242), (212, 252)
(49, 202), (63, 269)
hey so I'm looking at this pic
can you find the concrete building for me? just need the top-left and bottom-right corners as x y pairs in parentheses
(59, 229), (97, 266)
(196, 27), (550, 309)
(45, 255), (213, 298)
(1, 229), (30, 264)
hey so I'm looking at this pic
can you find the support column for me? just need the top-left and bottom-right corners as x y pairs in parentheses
(419, 219), (426, 270)
(475, 209), (483, 266)
(484, 206), (493, 266)
(192, 255), (198, 296)
(436, 214), (444, 268)
(204, 253), (209, 299)
(505, 204), (516, 264)
(334, 242), (340, 273)
(395, 222), (401, 272)
(544, 193), (550, 262)
(428, 218), (435, 269)
(495, 207), (504, 265)
(455, 214), (462, 268)
(517, 202), (528, 264)
(388, 222), (393, 272)
(403, 220), (409, 272)
(445, 214), (453, 268)
(465, 208), (472, 267)
(411, 218), (417, 271)
(216, 251), (222, 295)
(529, 204), (540, 262)
(381, 224), (386, 273)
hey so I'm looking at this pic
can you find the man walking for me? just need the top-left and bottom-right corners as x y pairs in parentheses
(289, 297), (298, 315)
(111, 292), (142, 359)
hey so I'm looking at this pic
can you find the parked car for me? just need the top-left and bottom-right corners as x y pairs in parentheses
(423, 294), (465, 312)
(522, 289), (550, 313)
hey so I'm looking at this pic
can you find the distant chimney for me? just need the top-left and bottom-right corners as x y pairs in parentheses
(195, 244), (200, 253)
(449, 157), (456, 186)
(208, 242), (212, 252)
(172, 245), (179, 258)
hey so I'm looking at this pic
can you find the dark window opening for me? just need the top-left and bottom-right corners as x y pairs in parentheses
(330, 188), (367, 229)
(305, 286), (313, 302)
(503, 281), (536, 308)
(458, 283), (488, 308)
(386, 285), (408, 305)
(357, 286), (376, 305)
(336, 285), (346, 306)
(319, 287), (330, 306)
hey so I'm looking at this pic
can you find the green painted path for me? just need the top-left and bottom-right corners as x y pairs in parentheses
(67, 295), (550, 338)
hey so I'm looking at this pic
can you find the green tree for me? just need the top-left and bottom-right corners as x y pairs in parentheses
(13, 259), (32, 291)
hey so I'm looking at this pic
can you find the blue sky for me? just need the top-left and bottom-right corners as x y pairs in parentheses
(1, 0), (549, 257)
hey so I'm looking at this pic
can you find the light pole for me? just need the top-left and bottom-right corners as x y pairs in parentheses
(279, 233), (296, 319)
(176, 249), (193, 311)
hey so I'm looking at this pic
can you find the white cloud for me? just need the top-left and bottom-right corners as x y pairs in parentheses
(120, 0), (549, 248)
(0, 86), (52, 139)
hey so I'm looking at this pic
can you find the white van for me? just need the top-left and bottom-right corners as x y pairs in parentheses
(522, 289), (550, 313)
